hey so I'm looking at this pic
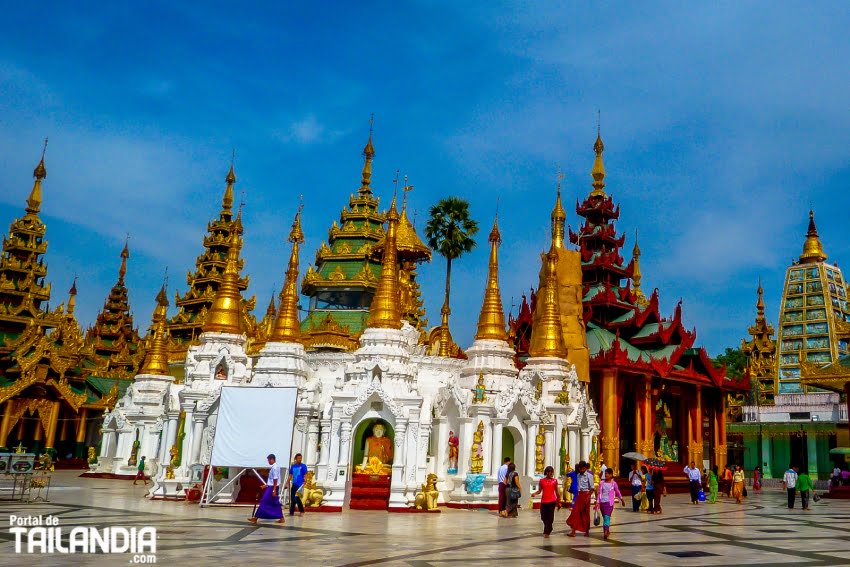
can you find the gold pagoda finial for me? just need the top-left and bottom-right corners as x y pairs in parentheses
(551, 167), (567, 248)
(755, 277), (766, 322)
(26, 138), (48, 215)
(528, 247), (567, 358)
(359, 115), (375, 196)
(632, 230), (648, 307)
(118, 236), (130, 285)
(202, 228), (244, 334)
(475, 215), (508, 341)
(221, 154), (236, 219)
(140, 283), (171, 375)
(67, 277), (78, 315)
(590, 118), (606, 198)
(799, 209), (827, 264)
(271, 205), (305, 343)
(367, 194), (402, 329)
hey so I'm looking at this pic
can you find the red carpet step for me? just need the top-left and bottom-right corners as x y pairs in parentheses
(350, 473), (391, 510)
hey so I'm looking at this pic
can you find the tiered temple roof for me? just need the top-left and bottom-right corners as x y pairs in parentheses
(83, 241), (144, 379)
(301, 126), (431, 350)
(0, 145), (53, 346)
(740, 281), (777, 404)
(167, 165), (256, 361)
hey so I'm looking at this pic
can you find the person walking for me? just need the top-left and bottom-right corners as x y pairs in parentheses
(651, 469), (665, 514)
(643, 465), (655, 513)
(504, 463), (521, 518)
(133, 456), (147, 486)
(567, 461), (595, 537)
(684, 461), (702, 505)
(707, 465), (719, 503)
(595, 468), (624, 539)
(753, 466), (762, 492)
(532, 466), (560, 537)
(783, 465), (799, 509)
(498, 457), (511, 517)
(250, 454), (284, 524)
(628, 463), (643, 512)
(732, 464), (746, 504)
(285, 453), (309, 516)
(797, 469), (814, 510)
(723, 465), (734, 497)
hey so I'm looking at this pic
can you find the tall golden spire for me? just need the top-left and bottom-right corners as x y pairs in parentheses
(140, 284), (170, 375)
(799, 209), (827, 264)
(528, 247), (567, 358)
(271, 206), (305, 342)
(26, 138), (48, 215)
(475, 216), (508, 341)
(67, 278), (77, 315)
(755, 278), (766, 323)
(221, 155), (236, 220)
(551, 169), (567, 249)
(366, 194), (402, 329)
(632, 230), (648, 307)
(359, 115), (375, 196)
(118, 237), (129, 285)
(590, 125), (606, 198)
(202, 228), (244, 334)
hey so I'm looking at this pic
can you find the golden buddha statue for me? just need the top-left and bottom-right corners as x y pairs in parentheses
(470, 421), (485, 473)
(563, 474), (573, 505)
(355, 423), (393, 475)
(535, 430), (545, 475)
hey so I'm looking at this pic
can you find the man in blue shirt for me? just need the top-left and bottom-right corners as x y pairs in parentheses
(286, 453), (309, 516)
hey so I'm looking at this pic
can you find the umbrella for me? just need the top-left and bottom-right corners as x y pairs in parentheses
(621, 452), (648, 461)
(644, 458), (668, 471)
(829, 447), (850, 455)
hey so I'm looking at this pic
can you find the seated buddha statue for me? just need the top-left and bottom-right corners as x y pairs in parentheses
(356, 424), (393, 474)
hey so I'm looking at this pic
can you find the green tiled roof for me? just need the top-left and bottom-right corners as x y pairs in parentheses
(586, 323), (650, 363)
(301, 309), (370, 334)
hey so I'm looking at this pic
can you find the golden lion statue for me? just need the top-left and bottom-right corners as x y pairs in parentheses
(414, 473), (439, 510)
(301, 471), (325, 508)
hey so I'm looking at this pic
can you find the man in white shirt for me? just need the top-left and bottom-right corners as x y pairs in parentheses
(497, 457), (511, 517)
(783, 465), (799, 509)
(628, 463), (643, 512)
(683, 461), (702, 504)
(600, 459), (608, 477)
(250, 454), (285, 524)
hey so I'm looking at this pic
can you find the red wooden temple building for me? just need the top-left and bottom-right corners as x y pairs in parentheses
(509, 131), (749, 475)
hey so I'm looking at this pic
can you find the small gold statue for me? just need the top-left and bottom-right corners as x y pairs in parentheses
(165, 465), (175, 480)
(470, 421), (485, 473)
(169, 444), (178, 466)
(14, 442), (25, 454)
(414, 473), (439, 510)
(355, 456), (391, 475)
(535, 431), (545, 475)
(473, 374), (487, 403)
(87, 446), (97, 465)
(301, 471), (325, 507)
(562, 474), (573, 505)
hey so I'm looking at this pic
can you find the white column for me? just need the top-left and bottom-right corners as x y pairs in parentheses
(190, 415), (206, 464)
(326, 419), (341, 482)
(525, 421), (538, 476)
(162, 414), (179, 463)
(392, 421), (408, 486)
(99, 430), (115, 461)
(433, 418), (448, 475)
(306, 420), (320, 467)
(580, 430), (591, 463)
(491, 419), (505, 477)
(179, 403), (194, 475)
(544, 425), (554, 472)
(318, 419), (331, 466)
(458, 418), (472, 476)
(568, 428), (579, 466)
(339, 422), (352, 467)
(418, 424), (431, 477)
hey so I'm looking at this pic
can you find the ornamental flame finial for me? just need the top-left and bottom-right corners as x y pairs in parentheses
(359, 116), (376, 196)
(590, 123), (606, 198)
(271, 206), (304, 343)
(475, 215), (508, 341)
(551, 167), (567, 248)
(26, 138), (48, 214)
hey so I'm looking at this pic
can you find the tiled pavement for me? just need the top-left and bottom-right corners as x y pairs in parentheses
(1, 471), (849, 566)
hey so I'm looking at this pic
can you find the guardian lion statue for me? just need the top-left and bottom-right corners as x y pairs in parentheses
(414, 473), (439, 510)
(301, 471), (325, 508)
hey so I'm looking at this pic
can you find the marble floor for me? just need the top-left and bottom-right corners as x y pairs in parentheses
(2, 471), (849, 566)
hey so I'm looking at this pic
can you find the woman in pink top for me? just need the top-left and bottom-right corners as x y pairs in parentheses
(594, 468), (624, 539)
(532, 466), (561, 538)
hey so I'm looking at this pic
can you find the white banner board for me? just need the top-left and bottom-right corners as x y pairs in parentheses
(209, 386), (298, 468)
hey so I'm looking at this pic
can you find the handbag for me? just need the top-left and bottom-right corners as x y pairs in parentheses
(698, 489), (706, 502)
(743, 487), (748, 497)
(593, 509), (601, 526)
(813, 493), (821, 502)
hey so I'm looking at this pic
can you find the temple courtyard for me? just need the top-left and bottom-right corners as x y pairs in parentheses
(0, 471), (848, 566)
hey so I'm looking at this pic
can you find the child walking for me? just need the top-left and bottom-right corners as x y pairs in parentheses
(594, 468), (624, 539)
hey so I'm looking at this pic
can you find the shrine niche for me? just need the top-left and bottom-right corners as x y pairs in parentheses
(352, 418), (395, 470)
(653, 398), (679, 462)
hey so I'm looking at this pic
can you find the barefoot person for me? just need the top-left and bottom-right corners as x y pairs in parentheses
(132, 456), (147, 485)
(250, 454), (284, 524)
(567, 461), (594, 537)
(532, 466), (560, 538)
(595, 468), (624, 539)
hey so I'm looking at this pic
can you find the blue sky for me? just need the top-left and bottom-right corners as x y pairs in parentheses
(1, 3), (848, 355)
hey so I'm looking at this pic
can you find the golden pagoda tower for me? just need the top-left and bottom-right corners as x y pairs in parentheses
(139, 285), (171, 376)
(271, 207), (305, 342)
(739, 280), (776, 405)
(528, 247), (567, 358)
(202, 228), (245, 335)
(475, 217), (508, 341)
(366, 196), (402, 329)
(631, 231), (649, 308)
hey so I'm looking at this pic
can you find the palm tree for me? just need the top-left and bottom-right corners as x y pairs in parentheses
(425, 197), (478, 356)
